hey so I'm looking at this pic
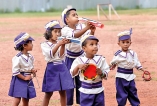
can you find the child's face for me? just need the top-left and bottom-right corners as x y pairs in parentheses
(66, 10), (79, 25)
(23, 41), (33, 51)
(118, 39), (131, 52)
(51, 29), (61, 41)
(83, 40), (99, 57)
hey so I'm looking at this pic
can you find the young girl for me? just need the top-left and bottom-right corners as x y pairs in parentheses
(8, 32), (37, 106)
(70, 35), (110, 106)
(110, 28), (146, 106)
(41, 20), (74, 106)
(61, 7), (96, 105)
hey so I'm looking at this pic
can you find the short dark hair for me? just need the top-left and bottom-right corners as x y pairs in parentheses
(44, 27), (54, 40)
(14, 40), (31, 51)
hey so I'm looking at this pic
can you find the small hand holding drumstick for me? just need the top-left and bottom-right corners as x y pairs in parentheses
(109, 63), (117, 70)
(72, 64), (89, 76)
(96, 68), (106, 79)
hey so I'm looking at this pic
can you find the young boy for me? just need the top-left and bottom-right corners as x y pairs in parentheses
(110, 28), (145, 106)
(70, 35), (110, 106)
(61, 7), (96, 105)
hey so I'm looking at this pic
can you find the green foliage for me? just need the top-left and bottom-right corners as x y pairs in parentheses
(14, 8), (22, 13)
(115, 6), (128, 10)
(0, 9), (11, 13)
(45, 8), (62, 12)
(135, 5), (141, 9)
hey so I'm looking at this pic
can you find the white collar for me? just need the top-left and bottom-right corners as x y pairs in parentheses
(118, 50), (134, 58)
(79, 55), (102, 64)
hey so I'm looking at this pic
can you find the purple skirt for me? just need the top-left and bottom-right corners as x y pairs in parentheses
(42, 61), (74, 92)
(8, 72), (36, 99)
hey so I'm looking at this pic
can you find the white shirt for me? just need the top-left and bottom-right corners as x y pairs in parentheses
(61, 23), (91, 58)
(40, 41), (65, 63)
(70, 55), (110, 94)
(12, 52), (34, 76)
(110, 49), (142, 81)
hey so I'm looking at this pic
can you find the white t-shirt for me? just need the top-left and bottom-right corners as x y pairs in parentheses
(12, 52), (34, 76)
(70, 55), (110, 94)
(40, 41), (65, 63)
(110, 49), (142, 81)
(61, 23), (91, 58)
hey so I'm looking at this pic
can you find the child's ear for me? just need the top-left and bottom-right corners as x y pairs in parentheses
(23, 44), (27, 48)
(65, 18), (69, 24)
(117, 42), (120, 46)
(82, 46), (86, 51)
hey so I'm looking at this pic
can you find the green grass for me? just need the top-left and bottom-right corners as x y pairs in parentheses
(0, 8), (157, 18)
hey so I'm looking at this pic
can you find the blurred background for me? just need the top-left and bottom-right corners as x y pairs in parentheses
(0, 0), (157, 12)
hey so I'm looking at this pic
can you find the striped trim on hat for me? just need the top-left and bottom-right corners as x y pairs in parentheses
(61, 8), (76, 25)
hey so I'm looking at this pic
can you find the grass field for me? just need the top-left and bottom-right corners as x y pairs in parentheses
(0, 8), (157, 18)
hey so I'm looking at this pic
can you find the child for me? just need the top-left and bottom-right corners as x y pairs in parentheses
(8, 32), (37, 106)
(70, 35), (110, 106)
(110, 28), (145, 106)
(61, 7), (96, 105)
(41, 20), (74, 106)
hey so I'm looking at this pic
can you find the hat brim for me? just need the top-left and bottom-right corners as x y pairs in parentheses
(27, 37), (35, 41)
(119, 35), (130, 40)
(53, 24), (62, 29)
(86, 36), (99, 42)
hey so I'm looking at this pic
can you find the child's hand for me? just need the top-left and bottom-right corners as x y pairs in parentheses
(109, 64), (116, 70)
(90, 25), (96, 34)
(85, 21), (93, 29)
(77, 64), (89, 71)
(58, 38), (70, 45)
(96, 68), (102, 75)
(96, 68), (106, 78)
(24, 75), (32, 81)
(31, 68), (37, 73)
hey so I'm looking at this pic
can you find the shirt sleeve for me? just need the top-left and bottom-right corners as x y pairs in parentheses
(100, 58), (110, 78)
(110, 55), (119, 65)
(30, 54), (34, 70)
(58, 46), (65, 59)
(70, 58), (80, 78)
(41, 43), (54, 59)
(134, 52), (142, 70)
(61, 27), (74, 38)
(80, 24), (91, 37)
(12, 56), (21, 76)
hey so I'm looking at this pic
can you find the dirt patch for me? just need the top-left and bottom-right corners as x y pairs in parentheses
(0, 14), (157, 106)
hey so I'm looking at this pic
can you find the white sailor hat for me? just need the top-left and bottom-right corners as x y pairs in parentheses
(14, 32), (34, 48)
(117, 28), (132, 40)
(81, 35), (99, 46)
(45, 20), (62, 30)
(61, 7), (76, 25)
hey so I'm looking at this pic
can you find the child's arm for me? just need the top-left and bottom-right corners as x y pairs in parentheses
(134, 52), (143, 71)
(74, 22), (92, 38)
(59, 39), (70, 56)
(52, 38), (70, 56)
(72, 64), (88, 76)
(99, 58), (110, 79)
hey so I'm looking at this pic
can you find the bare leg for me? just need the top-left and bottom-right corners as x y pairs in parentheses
(22, 98), (29, 106)
(12, 97), (21, 106)
(59, 90), (66, 106)
(42, 92), (53, 106)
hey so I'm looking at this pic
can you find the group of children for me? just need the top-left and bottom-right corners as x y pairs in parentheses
(8, 7), (145, 106)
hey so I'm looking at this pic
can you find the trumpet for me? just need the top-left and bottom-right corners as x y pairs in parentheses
(78, 17), (104, 28)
